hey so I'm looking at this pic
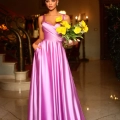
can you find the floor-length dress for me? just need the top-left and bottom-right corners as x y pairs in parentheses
(28, 15), (85, 120)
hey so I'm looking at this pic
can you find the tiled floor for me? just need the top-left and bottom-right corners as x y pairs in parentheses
(0, 60), (120, 120)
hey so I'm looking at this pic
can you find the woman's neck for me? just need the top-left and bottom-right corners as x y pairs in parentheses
(48, 9), (59, 16)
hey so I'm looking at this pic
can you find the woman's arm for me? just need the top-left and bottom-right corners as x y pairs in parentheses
(64, 15), (78, 46)
(32, 16), (44, 50)
(64, 15), (71, 24)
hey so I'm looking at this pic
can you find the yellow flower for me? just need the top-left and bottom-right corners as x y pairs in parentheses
(56, 26), (66, 35)
(79, 20), (86, 27)
(56, 27), (62, 33)
(60, 21), (71, 29)
(83, 25), (88, 32)
(56, 16), (62, 22)
(73, 27), (81, 34)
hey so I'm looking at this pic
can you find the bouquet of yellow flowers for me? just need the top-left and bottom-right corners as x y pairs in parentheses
(55, 16), (88, 42)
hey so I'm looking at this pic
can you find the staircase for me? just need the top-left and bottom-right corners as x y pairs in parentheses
(0, 54), (30, 91)
(0, 4), (33, 91)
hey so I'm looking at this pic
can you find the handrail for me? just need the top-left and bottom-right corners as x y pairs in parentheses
(18, 27), (33, 64)
(9, 28), (25, 71)
(0, 9), (33, 71)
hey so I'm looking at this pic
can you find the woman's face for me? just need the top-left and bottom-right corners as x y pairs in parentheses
(45, 0), (58, 11)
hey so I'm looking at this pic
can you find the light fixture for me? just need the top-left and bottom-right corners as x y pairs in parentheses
(74, 13), (89, 62)
(75, 16), (78, 23)
(86, 16), (88, 20)
(85, 15), (88, 23)
(75, 15), (82, 23)
(75, 16), (78, 20)
(75, 13), (88, 23)
(78, 14), (81, 21)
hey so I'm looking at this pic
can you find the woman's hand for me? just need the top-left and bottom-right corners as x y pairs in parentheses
(32, 43), (41, 51)
(67, 40), (79, 46)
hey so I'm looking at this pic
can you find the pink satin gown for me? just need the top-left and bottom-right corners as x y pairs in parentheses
(28, 15), (85, 120)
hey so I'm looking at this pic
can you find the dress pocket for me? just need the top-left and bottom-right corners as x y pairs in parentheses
(34, 47), (38, 52)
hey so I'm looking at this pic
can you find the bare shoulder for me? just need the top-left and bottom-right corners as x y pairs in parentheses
(38, 15), (44, 23)
(64, 14), (70, 19)
(64, 14), (70, 23)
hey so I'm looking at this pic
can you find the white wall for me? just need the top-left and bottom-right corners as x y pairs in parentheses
(0, 0), (100, 60)
(58, 0), (100, 60)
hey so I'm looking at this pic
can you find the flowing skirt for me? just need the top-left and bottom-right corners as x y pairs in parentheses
(28, 40), (85, 120)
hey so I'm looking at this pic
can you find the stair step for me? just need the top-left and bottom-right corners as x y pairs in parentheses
(0, 63), (16, 77)
(0, 54), (31, 91)
(0, 79), (30, 91)
(0, 54), (5, 63)
(0, 54), (16, 78)
(0, 75), (15, 79)
(0, 89), (29, 99)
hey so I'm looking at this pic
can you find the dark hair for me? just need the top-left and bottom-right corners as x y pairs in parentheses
(42, 0), (46, 6)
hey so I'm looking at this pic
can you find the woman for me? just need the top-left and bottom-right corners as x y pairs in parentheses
(28, 0), (85, 120)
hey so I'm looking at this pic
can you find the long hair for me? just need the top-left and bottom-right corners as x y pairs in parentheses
(42, 0), (46, 7)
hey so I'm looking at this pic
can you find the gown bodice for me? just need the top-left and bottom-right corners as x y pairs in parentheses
(42, 22), (63, 42)
(41, 15), (64, 42)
